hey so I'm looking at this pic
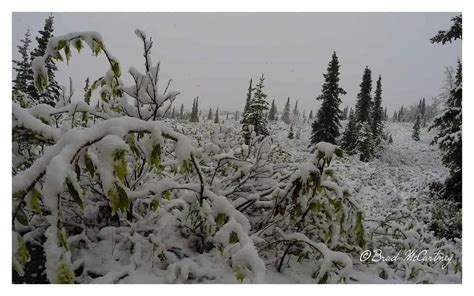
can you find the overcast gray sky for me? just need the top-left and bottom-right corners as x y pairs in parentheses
(12, 12), (461, 114)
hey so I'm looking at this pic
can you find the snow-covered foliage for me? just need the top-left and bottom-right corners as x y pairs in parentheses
(13, 29), (461, 284)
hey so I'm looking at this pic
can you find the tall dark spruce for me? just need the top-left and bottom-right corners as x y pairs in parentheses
(13, 28), (33, 103)
(241, 78), (253, 123)
(429, 15), (462, 204)
(371, 75), (384, 148)
(241, 74), (270, 144)
(281, 97), (291, 124)
(28, 14), (61, 106)
(310, 52), (346, 145)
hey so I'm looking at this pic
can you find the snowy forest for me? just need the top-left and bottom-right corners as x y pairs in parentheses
(12, 13), (462, 284)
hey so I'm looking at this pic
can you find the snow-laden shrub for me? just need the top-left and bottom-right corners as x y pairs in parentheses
(12, 30), (265, 284)
(253, 142), (362, 283)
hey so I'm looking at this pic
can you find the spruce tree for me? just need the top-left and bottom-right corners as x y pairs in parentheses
(412, 112), (421, 141)
(288, 124), (294, 139)
(226, 113), (229, 120)
(171, 106), (176, 119)
(310, 52), (346, 145)
(420, 98), (427, 127)
(342, 106), (349, 120)
(392, 110), (398, 122)
(207, 108), (213, 121)
(214, 108), (219, 123)
(28, 14), (61, 106)
(281, 97), (291, 124)
(341, 109), (358, 154)
(356, 122), (374, 162)
(355, 67), (373, 123)
(430, 59), (462, 203)
(293, 100), (299, 118)
(268, 99), (278, 121)
(190, 97), (199, 122)
(179, 104), (184, 119)
(308, 110), (313, 120)
(13, 28), (33, 99)
(234, 111), (239, 121)
(241, 78), (253, 123)
(429, 14), (462, 204)
(398, 106), (404, 122)
(241, 74), (270, 144)
(371, 75), (384, 147)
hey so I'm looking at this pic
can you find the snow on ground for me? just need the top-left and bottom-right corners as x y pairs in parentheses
(268, 120), (448, 221)
(161, 118), (456, 284)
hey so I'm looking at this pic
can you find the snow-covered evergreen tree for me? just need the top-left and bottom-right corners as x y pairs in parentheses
(28, 14), (61, 106)
(241, 78), (253, 123)
(356, 122), (374, 162)
(292, 99), (299, 118)
(190, 97), (199, 122)
(341, 108), (358, 154)
(420, 98), (427, 127)
(281, 97), (291, 124)
(355, 67), (373, 123)
(179, 103), (184, 119)
(311, 52), (346, 145)
(241, 74), (270, 144)
(412, 112), (421, 141)
(214, 108), (219, 123)
(429, 16), (462, 203)
(308, 109), (313, 120)
(13, 28), (33, 107)
(288, 124), (294, 139)
(207, 107), (213, 121)
(171, 106), (176, 119)
(268, 99), (278, 121)
(371, 75), (384, 147)
(342, 106), (349, 120)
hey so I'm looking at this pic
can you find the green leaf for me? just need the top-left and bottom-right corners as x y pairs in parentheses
(93, 40), (103, 56)
(100, 89), (110, 102)
(216, 213), (227, 226)
(113, 149), (128, 182)
(318, 272), (329, 284)
(150, 144), (162, 170)
(84, 153), (95, 177)
(29, 188), (42, 215)
(14, 234), (31, 276)
(34, 72), (48, 94)
(355, 211), (366, 248)
(150, 199), (160, 211)
(57, 39), (67, 50)
(229, 231), (239, 244)
(65, 177), (84, 209)
(162, 190), (171, 200)
(74, 39), (83, 53)
(116, 184), (129, 211)
(64, 44), (71, 64)
(13, 190), (26, 201)
(235, 271), (246, 283)
(58, 227), (70, 251)
(56, 259), (75, 284)
(16, 207), (29, 226)
(111, 59), (121, 77)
